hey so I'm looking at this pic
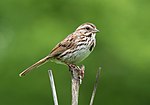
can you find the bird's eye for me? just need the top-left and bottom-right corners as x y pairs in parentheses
(85, 27), (90, 30)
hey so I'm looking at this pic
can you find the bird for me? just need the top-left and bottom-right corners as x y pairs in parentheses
(19, 22), (99, 77)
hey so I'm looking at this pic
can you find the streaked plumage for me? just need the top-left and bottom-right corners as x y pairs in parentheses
(19, 23), (99, 77)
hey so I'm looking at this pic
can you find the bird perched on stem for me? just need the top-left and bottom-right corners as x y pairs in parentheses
(19, 22), (99, 77)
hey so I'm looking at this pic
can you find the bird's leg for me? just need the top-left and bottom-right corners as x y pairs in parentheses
(68, 64), (85, 84)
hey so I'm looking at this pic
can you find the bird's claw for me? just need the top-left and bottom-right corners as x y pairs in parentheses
(68, 64), (85, 84)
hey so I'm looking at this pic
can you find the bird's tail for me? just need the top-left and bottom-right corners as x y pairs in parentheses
(19, 56), (51, 77)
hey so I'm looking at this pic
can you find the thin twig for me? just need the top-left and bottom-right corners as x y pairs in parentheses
(90, 67), (101, 105)
(48, 70), (59, 105)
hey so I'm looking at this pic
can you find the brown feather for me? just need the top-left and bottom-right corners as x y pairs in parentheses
(19, 56), (51, 77)
(49, 34), (77, 58)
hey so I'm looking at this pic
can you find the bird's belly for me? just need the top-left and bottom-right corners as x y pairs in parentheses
(50, 48), (91, 65)
(62, 48), (91, 64)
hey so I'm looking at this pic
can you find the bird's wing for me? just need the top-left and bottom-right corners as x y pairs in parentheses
(49, 34), (77, 58)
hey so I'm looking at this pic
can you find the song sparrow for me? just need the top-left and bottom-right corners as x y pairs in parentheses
(19, 23), (99, 77)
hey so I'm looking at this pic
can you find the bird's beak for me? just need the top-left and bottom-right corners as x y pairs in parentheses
(93, 29), (100, 33)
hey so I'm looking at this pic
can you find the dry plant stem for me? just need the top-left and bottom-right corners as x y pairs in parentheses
(72, 77), (80, 105)
(48, 70), (59, 105)
(70, 65), (85, 105)
(90, 67), (101, 105)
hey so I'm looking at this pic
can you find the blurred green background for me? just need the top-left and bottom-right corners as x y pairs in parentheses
(0, 0), (150, 105)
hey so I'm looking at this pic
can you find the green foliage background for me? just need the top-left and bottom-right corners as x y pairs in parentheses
(0, 0), (150, 105)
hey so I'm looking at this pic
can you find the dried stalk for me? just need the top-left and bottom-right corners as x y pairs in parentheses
(47, 66), (101, 105)
(70, 65), (85, 105)
(48, 70), (58, 105)
(71, 77), (80, 105)
(90, 67), (101, 105)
